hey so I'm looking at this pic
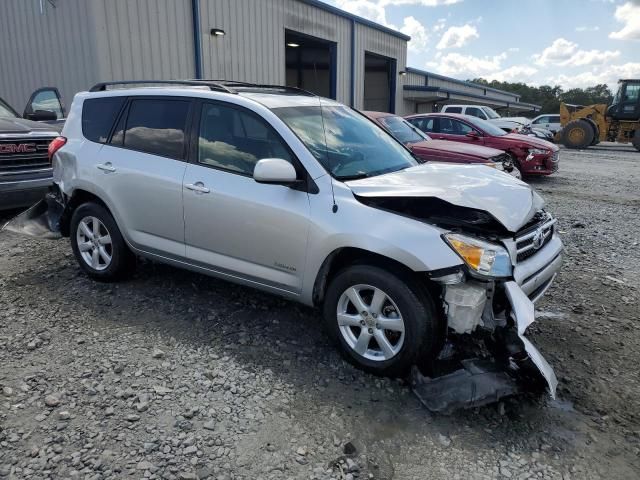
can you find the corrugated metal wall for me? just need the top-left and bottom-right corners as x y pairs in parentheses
(198, 0), (407, 110)
(0, 0), (408, 113)
(91, 0), (195, 82)
(0, 0), (98, 111)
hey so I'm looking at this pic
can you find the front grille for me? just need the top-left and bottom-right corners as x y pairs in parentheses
(515, 212), (556, 262)
(0, 137), (52, 175)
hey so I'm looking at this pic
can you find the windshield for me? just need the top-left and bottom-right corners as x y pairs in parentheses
(0, 98), (19, 118)
(464, 116), (508, 136)
(274, 105), (418, 180)
(378, 115), (428, 144)
(481, 106), (501, 119)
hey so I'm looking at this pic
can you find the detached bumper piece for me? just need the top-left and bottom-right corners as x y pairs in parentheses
(410, 359), (519, 414)
(1, 192), (64, 239)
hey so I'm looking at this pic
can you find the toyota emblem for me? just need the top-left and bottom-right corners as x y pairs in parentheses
(532, 228), (545, 250)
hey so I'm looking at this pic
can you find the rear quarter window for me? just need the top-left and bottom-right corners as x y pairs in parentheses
(82, 97), (127, 143)
(445, 107), (463, 114)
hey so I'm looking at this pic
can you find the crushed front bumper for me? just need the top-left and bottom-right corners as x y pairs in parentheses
(413, 239), (563, 412)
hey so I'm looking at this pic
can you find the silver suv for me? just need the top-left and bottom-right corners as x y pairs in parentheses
(44, 81), (562, 400)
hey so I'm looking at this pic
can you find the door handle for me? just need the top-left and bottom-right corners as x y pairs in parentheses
(96, 162), (116, 173)
(185, 182), (210, 194)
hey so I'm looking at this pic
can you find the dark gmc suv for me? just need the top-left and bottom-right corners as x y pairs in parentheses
(0, 90), (64, 210)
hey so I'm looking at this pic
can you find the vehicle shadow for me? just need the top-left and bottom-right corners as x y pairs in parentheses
(10, 244), (593, 461)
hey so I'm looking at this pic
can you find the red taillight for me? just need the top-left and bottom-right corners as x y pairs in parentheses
(48, 136), (67, 163)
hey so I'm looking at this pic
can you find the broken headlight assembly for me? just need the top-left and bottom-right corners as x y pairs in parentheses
(443, 233), (512, 279)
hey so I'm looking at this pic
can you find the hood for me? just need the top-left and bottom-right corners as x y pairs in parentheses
(417, 139), (504, 159)
(503, 133), (558, 150)
(346, 162), (544, 233)
(0, 116), (60, 135)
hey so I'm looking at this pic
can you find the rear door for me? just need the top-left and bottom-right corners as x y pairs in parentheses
(92, 96), (191, 258)
(182, 100), (310, 293)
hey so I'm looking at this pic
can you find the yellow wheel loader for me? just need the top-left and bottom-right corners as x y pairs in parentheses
(558, 79), (640, 151)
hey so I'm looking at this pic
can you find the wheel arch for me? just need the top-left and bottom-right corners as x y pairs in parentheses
(311, 247), (439, 307)
(60, 188), (113, 237)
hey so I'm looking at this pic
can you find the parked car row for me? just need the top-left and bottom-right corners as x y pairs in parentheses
(3, 80), (563, 410)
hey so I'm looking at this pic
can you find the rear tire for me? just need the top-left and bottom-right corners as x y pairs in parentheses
(561, 119), (594, 149)
(70, 202), (135, 281)
(322, 265), (441, 377)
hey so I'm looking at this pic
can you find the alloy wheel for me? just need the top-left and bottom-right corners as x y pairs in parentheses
(336, 284), (405, 361)
(76, 216), (113, 271)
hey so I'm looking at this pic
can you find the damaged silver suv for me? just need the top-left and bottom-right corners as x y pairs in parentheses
(26, 81), (563, 405)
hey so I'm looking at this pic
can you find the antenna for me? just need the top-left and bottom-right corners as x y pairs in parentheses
(317, 97), (338, 213)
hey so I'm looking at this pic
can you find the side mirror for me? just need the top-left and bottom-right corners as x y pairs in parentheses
(466, 131), (480, 139)
(25, 110), (58, 122)
(253, 158), (299, 185)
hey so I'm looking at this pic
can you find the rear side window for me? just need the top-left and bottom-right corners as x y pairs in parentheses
(82, 97), (126, 143)
(445, 107), (462, 114)
(122, 99), (190, 160)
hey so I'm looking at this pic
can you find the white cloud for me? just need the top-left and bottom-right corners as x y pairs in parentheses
(533, 38), (620, 67)
(610, 2), (640, 40)
(426, 52), (507, 77)
(436, 24), (479, 49)
(401, 16), (429, 52)
(533, 38), (577, 65)
(485, 65), (538, 82)
(335, 0), (389, 25)
(575, 26), (600, 32)
(547, 62), (640, 88)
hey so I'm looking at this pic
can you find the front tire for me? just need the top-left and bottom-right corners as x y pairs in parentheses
(70, 202), (134, 281)
(561, 119), (594, 149)
(633, 130), (640, 152)
(322, 265), (441, 377)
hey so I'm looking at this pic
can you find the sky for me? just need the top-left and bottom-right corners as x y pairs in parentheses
(325, 0), (640, 90)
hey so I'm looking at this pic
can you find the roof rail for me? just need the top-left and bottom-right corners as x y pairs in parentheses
(191, 79), (317, 96)
(88, 80), (236, 94)
(89, 79), (318, 97)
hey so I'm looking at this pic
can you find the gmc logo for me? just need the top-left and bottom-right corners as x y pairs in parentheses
(0, 143), (37, 154)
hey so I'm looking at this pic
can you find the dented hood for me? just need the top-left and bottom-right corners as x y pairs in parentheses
(346, 163), (544, 233)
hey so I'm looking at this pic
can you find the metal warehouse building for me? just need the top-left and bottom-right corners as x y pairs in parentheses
(0, 0), (538, 117)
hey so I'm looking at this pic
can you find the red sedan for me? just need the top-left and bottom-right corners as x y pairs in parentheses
(363, 111), (518, 175)
(405, 113), (560, 177)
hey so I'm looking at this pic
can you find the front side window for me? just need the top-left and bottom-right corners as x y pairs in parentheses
(466, 107), (485, 119)
(82, 97), (126, 143)
(122, 99), (190, 160)
(532, 116), (548, 124)
(624, 84), (639, 103)
(464, 116), (508, 136)
(408, 117), (435, 133)
(29, 89), (64, 119)
(378, 115), (426, 144)
(275, 105), (417, 180)
(198, 103), (293, 175)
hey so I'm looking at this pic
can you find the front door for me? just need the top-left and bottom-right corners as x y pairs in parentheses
(617, 82), (640, 121)
(183, 101), (311, 293)
(434, 117), (483, 145)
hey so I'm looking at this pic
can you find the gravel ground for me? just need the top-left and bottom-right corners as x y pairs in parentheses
(1, 143), (639, 480)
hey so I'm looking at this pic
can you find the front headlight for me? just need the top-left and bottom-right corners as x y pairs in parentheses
(444, 233), (513, 278)
(528, 148), (548, 155)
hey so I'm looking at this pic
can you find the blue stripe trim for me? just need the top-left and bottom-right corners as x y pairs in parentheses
(299, 0), (411, 41)
(191, 0), (203, 79)
(350, 18), (355, 107)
